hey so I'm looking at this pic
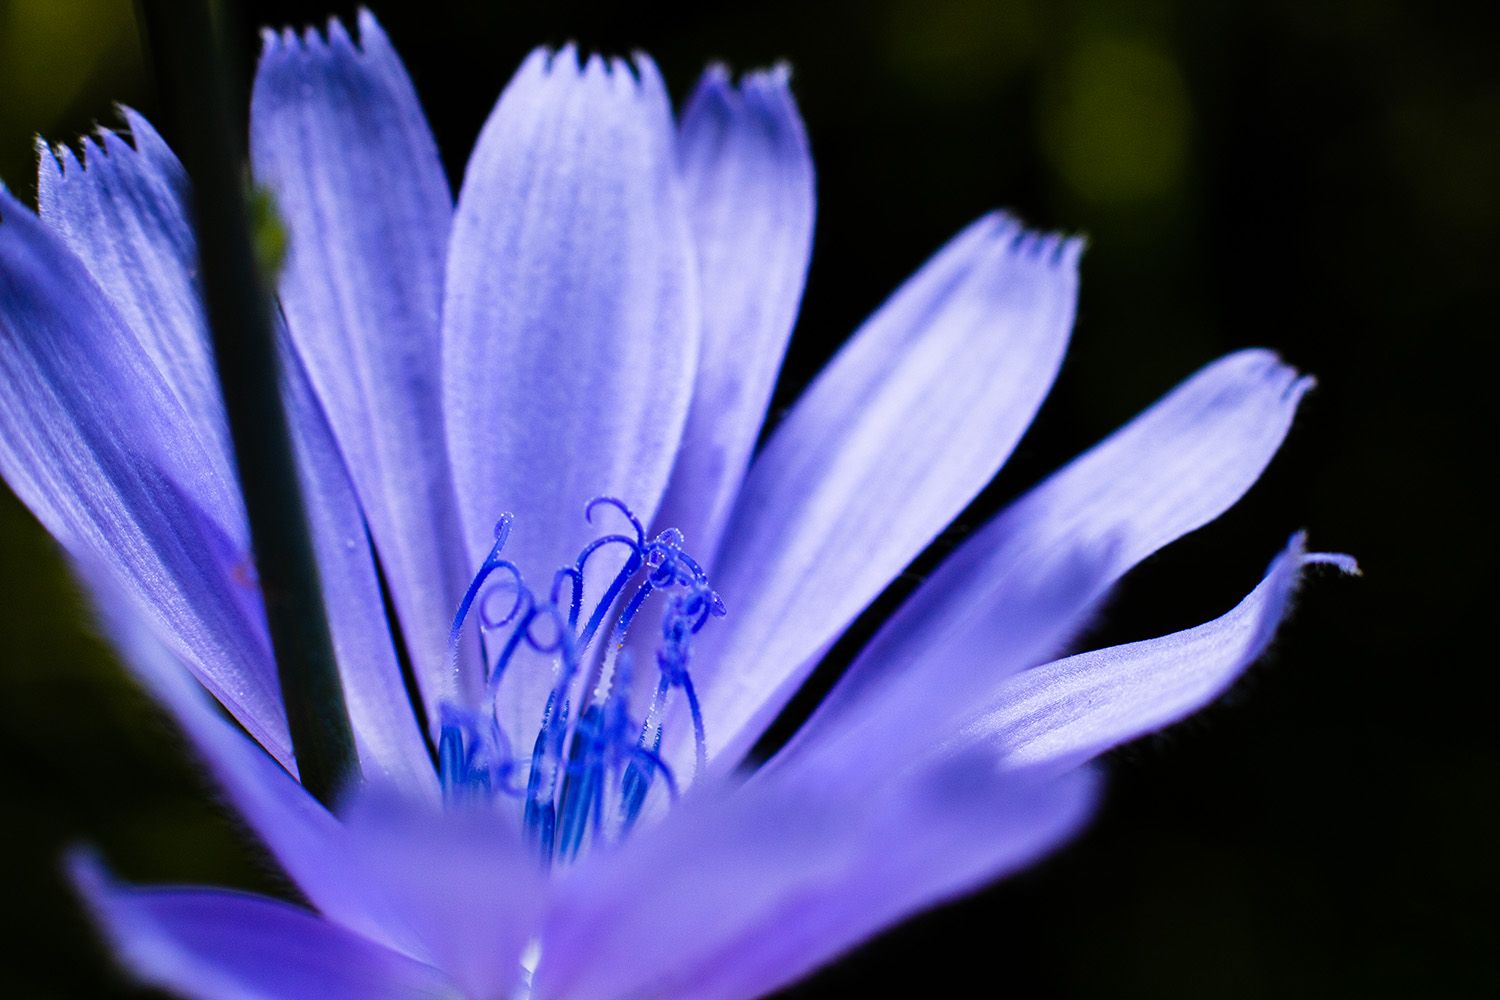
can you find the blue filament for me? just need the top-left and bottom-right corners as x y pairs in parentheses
(438, 497), (723, 866)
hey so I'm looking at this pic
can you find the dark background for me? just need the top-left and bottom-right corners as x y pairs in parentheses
(1, 0), (1493, 996)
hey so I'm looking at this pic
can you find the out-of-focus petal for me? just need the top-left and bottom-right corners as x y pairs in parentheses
(0, 187), (289, 762)
(963, 534), (1359, 775)
(252, 13), (469, 719)
(339, 788), (546, 1000)
(92, 569), (543, 986)
(83, 574), (414, 953)
(686, 216), (1082, 770)
(72, 857), (454, 1000)
(780, 350), (1314, 768)
(443, 48), (698, 730)
(536, 758), (1096, 1000)
(31, 113), (433, 789)
(651, 64), (814, 561)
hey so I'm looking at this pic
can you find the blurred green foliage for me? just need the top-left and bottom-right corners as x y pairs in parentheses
(0, 0), (1495, 996)
(0, 0), (144, 195)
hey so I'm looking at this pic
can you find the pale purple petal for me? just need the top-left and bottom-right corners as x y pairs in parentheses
(443, 48), (698, 728)
(72, 858), (454, 1000)
(964, 534), (1360, 775)
(651, 64), (814, 561)
(252, 13), (469, 721)
(536, 759), (1096, 1000)
(0, 187), (289, 763)
(781, 349), (1314, 768)
(687, 215), (1082, 770)
(280, 351), (439, 795)
(31, 114), (432, 789)
(760, 541), (1119, 793)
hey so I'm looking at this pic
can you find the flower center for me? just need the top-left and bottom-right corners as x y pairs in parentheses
(438, 497), (723, 867)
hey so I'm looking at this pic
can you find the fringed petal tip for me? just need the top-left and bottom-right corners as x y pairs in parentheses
(508, 43), (670, 103)
(953, 210), (1086, 272)
(35, 105), (176, 204)
(1284, 529), (1360, 576)
(258, 7), (394, 61)
(692, 60), (797, 102)
(992, 211), (1087, 269)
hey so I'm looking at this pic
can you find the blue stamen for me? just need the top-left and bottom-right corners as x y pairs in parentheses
(523, 692), (566, 864)
(448, 515), (525, 669)
(438, 497), (723, 866)
(437, 703), (516, 804)
(619, 726), (667, 831)
(555, 703), (606, 861)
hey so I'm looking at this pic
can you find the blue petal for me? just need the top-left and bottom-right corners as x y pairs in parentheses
(72, 857), (455, 1000)
(37, 112), (230, 471)
(781, 350), (1316, 769)
(443, 48), (699, 731)
(651, 64), (815, 561)
(535, 759), (1096, 1000)
(963, 534), (1359, 775)
(685, 215), (1082, 772)
(0, 186), (289, 763)
(252, 13), (470, 722)
(32, 114), (433, 790)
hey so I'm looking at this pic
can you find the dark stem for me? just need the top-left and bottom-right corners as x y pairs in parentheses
(136, 0), (357, 804)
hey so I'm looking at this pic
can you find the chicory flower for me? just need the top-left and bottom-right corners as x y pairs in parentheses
(0, 11), (1354, 1000)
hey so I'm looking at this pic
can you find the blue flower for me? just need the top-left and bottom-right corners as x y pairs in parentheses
(0, 11), (1355, 1000)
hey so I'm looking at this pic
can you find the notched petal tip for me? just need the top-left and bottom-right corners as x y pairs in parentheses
(355, 6), (381, 35)
(353, 8), (396, 59)
(694, 60), (795, 101)
(736, 63), (802, 125)
(699, 61), (732, 86)
(1208, 348), (1305, 403)
(323, 15), (355, 52)
(79, 133), (108, 167)
(34, 107), (180, 222)
(540, 42), (579, 76)
(33, 134), (63, 177)
(995, 214), (1088, 269)
(115, 105), (169, 156)
(604, 53), (637, 86)
(522, 42), (666, 101)
(257, 10), (392, 68)
(761, 60), (795, 85)
(628, 51), (668, 96)
(1056, 233), (1088, 267)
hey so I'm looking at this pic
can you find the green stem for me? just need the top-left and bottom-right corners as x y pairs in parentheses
(136, 0), (357, 804)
